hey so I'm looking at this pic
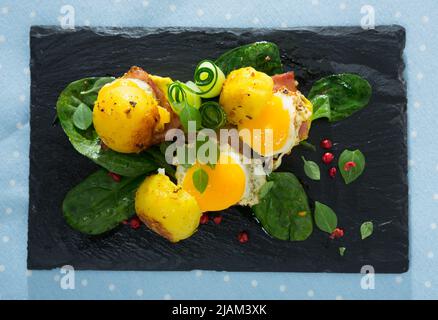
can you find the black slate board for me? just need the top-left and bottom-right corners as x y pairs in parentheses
(28, 26), (408, 273)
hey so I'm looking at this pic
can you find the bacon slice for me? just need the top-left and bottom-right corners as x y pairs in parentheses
(272, 71), (297, 92)
(123, 66), (181, 144)
(298, 120), (310, 141)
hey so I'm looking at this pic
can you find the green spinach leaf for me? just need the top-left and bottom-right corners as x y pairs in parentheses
(314, 201), (338, 233)
(299, 140), (316, 152)
(80, 77), (114, 95)
(309, 73), (372, 122)
(179, 105), (202, 132)
(72, 103), (93, 130)
(339, 247), (346, 256)
(215, 42), (283, 76)
(360, 221), (374, 240)
(302, 156), (320, 180)
(56, 77), (162, 177)
(338, 149), (366, 184)
(192, 168), (209, 194)
(252, 172), (313, 241)
(310, 95), (331, 121)
(258, 181), (274, 199)
(63, 169), (144, 235)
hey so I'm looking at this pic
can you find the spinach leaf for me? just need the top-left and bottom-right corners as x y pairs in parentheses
(302, 156), (320, 180)
(339, 247), (346, 256)
(360, 221), (374, 240)
(252, 172), (313, 241)
(338, 149), (366, 184)
(56, 77), (162, 177)
(310, 95), (331, 121)
(309, 73), (372, 122)
(299, 140), (316, 152)
(72, 103), (93, 130)
(192, 168), (209, 194)
(63, 169), (144, 235)
(80, 77), (114, 95)
(314, 201), (338, 233)
(179, 104), (202, 132)
(215, 42), (283, 76)
(258, 181), (274, 199)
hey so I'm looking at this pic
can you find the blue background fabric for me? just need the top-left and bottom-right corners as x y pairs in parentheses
(0, 0), (437, 300)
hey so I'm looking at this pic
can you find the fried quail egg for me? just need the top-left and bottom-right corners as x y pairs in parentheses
(238, 89), (313, 158)
(176, 145), (267, 212)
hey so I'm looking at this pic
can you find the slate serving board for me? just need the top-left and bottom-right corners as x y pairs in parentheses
(28, 25), (408, 273)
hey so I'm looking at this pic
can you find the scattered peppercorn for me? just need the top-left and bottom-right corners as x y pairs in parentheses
(130, 217), (141, 229)
(329, 167), (337, 178)
(238, 231), (249, 243)
(213, 215), (223, 225)
(108, 172), (121, 182)
(343, 161), (357, 171)
(329, 228), (344, 239)
(200, 213), (209, 225)
(320, 139), (333, 149)
(322, 152), (334, 164)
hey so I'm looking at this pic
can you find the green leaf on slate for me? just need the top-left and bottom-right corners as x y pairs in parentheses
(338, 149), (366, 184)
(302, 156), (320, 181)
(314, 201), (338, 234)
(252, 172), (313, 241)
(339, 247), (346, 256)
(309, 73), (372, 122)
(360, 221), (374, 240)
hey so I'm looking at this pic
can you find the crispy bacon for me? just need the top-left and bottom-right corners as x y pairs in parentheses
(272, 71), (297, 92)
(298, 120), (310, 141)
(123, 66), (181, 144)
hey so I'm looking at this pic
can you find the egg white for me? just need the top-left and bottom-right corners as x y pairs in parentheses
(270, 89), (313, 169)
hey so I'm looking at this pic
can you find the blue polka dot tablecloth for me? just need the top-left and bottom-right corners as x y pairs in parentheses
(0, 0), (437, 300)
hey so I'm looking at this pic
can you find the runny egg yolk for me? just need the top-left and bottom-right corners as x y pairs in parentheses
(181, 153), (247, 212)
(238, 94), (293, 157)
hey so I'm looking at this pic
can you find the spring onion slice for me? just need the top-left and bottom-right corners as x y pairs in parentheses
(199, 101), (227, 129)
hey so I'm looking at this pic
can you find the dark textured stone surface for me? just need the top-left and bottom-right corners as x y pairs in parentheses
(28, 26), (408, 273)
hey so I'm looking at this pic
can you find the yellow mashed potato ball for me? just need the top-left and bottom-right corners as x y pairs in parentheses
(93, 79), (159, 153)
(219, 67), (274, 125)
(135, 173), (202, 243)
